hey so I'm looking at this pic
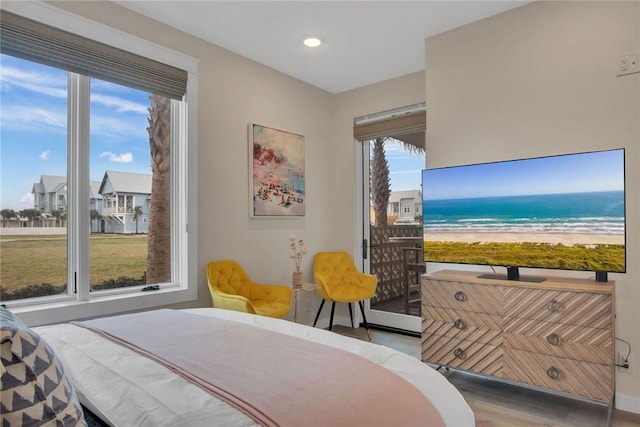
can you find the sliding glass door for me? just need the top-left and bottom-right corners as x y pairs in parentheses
(357, 136), (425, 333)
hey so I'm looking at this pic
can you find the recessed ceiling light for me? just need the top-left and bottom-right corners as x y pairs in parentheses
(303, 37), (322, 48)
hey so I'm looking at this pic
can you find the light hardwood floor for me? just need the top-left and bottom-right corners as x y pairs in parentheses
(331, 325), (640, 427)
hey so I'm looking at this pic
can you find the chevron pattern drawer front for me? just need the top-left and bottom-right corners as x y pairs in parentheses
(423, 279), (503, 315)
(422, 333), (503, 377)
(503, 287), (612, 327)
(504, 348), (613, 402)
(503, 316), (612, 365)
(422, 270), (614, 407)
(423, 306), (503, 345)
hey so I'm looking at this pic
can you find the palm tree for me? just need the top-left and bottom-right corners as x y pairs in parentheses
(370, 136), (424, 227)
(18, 209), (41, 227)
(90, 209), (103, 233)
(146, 94), (171, 284)
(371, 138), (391, 227)
(0, 209), (17, 227)
(132, 206), (143, 234)
(51, 209), (62, 227)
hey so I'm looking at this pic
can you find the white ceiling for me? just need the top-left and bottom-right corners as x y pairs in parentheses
(116, 1), (530, 94)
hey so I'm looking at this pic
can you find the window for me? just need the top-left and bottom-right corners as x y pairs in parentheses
(0, 57), (69, 301)
(0, 3), (198, 325)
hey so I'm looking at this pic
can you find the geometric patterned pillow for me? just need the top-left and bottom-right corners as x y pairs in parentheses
(0, 306), (86, 427)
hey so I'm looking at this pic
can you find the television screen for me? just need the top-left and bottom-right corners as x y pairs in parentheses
(422, 149), (625, 280)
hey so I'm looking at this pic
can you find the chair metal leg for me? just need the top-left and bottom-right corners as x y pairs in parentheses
(329, 302), (336, 331)
(358, 301), (372, 341)
(313, 299), (325, 327)
(348, 302), (354, 328)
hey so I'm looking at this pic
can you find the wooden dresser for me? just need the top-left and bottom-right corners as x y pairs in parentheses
(422, 270), (615, 409)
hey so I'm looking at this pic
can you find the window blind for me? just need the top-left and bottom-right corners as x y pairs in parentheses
(353, 110), (426, 149)
(0, 10), (187, 99)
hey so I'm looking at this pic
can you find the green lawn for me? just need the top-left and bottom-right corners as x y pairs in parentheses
(424, 241), (625, 272)
(0, 234), (148, 293)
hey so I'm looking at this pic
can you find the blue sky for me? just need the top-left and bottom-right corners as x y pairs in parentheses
(423, 149), (625, 201)
(1, 54), (152, 211)
(375, 139), (425, 192)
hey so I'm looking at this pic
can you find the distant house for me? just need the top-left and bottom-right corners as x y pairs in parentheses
(31, 175), (67, 226)
(32, 175), (67, 214)
(388, 190), (422, 225)
(99, 170), (152, 234)
(29, 173), (147, 232)
(90, 181), (104, 233)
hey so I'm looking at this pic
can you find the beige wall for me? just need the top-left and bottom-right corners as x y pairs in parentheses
(425, 1), (640, 409)
(321, 72), (426, 322)
(51, 2), (334, 313)
(331, 71), (426, 251)
(46, 1), (426, 325)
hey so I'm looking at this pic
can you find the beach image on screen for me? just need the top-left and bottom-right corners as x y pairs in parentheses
(422, 149), (625, 273)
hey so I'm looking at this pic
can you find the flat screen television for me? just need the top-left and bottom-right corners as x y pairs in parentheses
(421, 149), (625, 282)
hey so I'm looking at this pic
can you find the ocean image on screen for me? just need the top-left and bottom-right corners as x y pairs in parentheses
(423, 191), (624, 235)
(422, 149), (625, 273)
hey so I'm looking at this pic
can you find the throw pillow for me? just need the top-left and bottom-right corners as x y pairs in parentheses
(0, 306), (86, 426)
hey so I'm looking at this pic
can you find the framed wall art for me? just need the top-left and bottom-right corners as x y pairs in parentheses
(249, 123), (305, 217)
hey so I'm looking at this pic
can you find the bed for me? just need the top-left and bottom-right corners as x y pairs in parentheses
(8, 307), (474, 426)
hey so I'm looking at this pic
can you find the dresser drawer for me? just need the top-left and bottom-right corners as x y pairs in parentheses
(503, 348), (613, 402)
(503, 317), (612, 365)
(422, 333), (503, 377)
(503, 287), (612, 327)
(423, 306), (502, 345)
(422, 278), (503, 315)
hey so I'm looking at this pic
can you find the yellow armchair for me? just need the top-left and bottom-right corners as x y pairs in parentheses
(207, 260), (292, 318)
(312, 251), (377, 338)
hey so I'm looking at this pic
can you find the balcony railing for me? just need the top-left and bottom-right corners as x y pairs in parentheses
(369, 225), (423, 307)
(102, 207), (134, 214)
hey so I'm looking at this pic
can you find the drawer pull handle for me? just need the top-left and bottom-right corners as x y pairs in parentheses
(546, 333), (560, 346)
(454, 319), (466, 330)
(546, 300), (561, 313)
(546, 366), (560, 380)
(453, 348), (466, 359)
(454, 291), (466, 302)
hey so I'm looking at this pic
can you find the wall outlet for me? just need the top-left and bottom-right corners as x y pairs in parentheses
(617, 51), (639, 77)
(617, 351), (633, 374)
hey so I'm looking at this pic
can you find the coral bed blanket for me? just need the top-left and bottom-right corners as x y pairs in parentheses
(76, 309), (445, 427)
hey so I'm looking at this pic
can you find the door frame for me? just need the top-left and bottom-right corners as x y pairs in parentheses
(355, 139), (421, 333)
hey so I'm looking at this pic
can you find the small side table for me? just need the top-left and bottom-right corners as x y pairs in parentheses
(292, 282), (318, 323)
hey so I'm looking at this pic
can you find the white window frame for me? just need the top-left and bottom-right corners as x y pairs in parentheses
(4, 1), (199, 326)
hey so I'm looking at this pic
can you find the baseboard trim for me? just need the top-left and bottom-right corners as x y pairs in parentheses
(367, 323), (421, 338)
(315, 318), (421, 339)
(616, 393), (640, 414)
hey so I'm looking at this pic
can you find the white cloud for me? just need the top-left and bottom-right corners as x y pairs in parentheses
(91, 93), (148, 114)
(100, 151), (134, 163)
(90, 114), (148, 142)
(20, 193), (34, 204)
(1, 65), (67, 98)
(0, 193), (33, 211)
(0, 105), (66, 132)
(40, 150), (50, 160)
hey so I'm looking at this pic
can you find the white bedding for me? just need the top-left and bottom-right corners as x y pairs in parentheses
(34, 308), (474, 427)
